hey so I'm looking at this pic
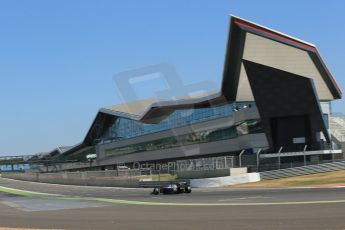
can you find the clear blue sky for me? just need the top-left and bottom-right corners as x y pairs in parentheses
(0, 0), (344, 156)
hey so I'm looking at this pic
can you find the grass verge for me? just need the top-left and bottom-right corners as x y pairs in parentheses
(232, 170), (345, 188)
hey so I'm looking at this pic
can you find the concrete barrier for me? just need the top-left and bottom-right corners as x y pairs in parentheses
(1, 171), (140, 188)
(1, 172), (38, 182)
(190, 173), (260, 188)
(2, 170), (259, 188)
(177, 168), (247, 179)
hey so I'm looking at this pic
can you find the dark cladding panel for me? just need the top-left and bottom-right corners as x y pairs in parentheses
(221, 20), (247, 101)
(242, 60), (329, 152)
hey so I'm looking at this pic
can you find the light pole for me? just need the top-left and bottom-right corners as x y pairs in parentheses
(256, 149), (262, 172)
(303, 145), (308, 166)
(239, 150), (245, 168)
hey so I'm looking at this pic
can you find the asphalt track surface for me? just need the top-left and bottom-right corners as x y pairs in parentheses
(1, 177), (345, 230)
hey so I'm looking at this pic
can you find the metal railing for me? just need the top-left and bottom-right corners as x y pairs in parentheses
(260, 160), (345, 180)
(176, 156), (234, 172)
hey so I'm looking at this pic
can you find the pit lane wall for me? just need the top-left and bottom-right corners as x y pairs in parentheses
(1, 171), (140, 188)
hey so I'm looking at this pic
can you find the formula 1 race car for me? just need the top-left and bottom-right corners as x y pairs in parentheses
(151, 182), (192, 195)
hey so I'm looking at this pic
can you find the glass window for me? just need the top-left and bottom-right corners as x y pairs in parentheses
(105, 118), (262, 156)
(100, 102), (256, 144)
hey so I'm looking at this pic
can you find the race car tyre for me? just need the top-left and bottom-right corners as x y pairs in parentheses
(152, 188), (160, 195)
(185, 186), (192, 193)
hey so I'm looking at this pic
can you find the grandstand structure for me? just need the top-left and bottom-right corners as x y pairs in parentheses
(0, 155), (33, 171)
(0, 147), (72, 172)
(1, 16), (343, 173)
(330, 115), (345, 152)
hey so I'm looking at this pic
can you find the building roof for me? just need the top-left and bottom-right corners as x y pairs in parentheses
(41, 146), (73, 159)
(222, 16), (342, 102)
(99, 91), (223, 122)
(99, 15), (341, 123)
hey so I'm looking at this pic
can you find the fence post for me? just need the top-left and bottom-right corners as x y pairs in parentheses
(330, 149), (335, 162)
(278, 147), (283, 170)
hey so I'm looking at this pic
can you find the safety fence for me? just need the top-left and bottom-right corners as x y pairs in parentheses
(260, 160), (345, 180)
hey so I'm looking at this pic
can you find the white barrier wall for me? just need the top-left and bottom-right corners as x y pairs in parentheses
(190, 173), (260, 188)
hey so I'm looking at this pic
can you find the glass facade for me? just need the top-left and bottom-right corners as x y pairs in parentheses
(100, 102), (255, 144)
(105, 119), (262, 156)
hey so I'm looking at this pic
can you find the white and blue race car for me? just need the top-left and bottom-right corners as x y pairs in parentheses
(151, 182), (192, 195)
